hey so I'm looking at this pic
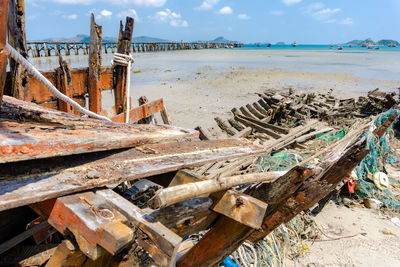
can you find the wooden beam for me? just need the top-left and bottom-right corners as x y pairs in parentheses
(45, 240), (86, 267)
(0, 138), (264, 212)
(0, 0), (7, 106)
(236, 114), (289, 134)
(211, 190), (268, 229)
(148, 171), (283, 209)
(214, 117), (238, 136)
(113, 17), (134, 115)
(88, 13), (102, 114)
(56, 54), (72, 113)
(7, 0), (28, 100)
(176, 166), (312, 267)
(235, 115), (282, 139)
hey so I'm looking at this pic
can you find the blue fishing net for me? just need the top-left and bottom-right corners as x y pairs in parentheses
(355, 108), (400, 210)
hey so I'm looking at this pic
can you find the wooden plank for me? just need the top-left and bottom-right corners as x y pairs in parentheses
(214, 117), (238, 136)
(111, 98), (166, 123)
(211, 190), (268, 229)
(194, 126), (213, 140)
(252, 102), (268, 116)
(56, 54), (72, 113)
(228, 118), (245, 131)
(246, 104), (264, 119)
(113, 17), (134, 115)
(0, 138), (264, 212)
(88, 13), (102, 114)
(146, 197), (215, 237)
(45, 240), (86, 267)
(176, 166), (312, 267)
(7, 0), (28, 100)
(239, 106), (257, 120)
(0, 0), (7, 105)
(236, 114), (289, 134)
(96, 189), (182, 267)
(235, 115), (282, 139)
(0, 96), (198, 163)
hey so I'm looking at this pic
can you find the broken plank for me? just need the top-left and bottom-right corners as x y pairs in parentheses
(246, 104), (264, 119)
(228, 118), (245, 131)
(239, 106), (258, 120)
(236, 114), (289, 134)
(235, 115), (282, 139)
(214, 117), (238, 136)
(0, 96), (198, 163)
(0, 138), (264, 212)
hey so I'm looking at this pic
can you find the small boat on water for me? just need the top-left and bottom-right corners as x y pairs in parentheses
(338, 45), (343, 50)
(329, 45), (333, 49)
(348, 44), (352, 48)
(375, 46), (380, 50)
(266, 43), (271, 47)
(292, 42), (297, 47)
(256, 43), (261, 47)
(367, 45), (373, 49)
(362, 44), (367, 47)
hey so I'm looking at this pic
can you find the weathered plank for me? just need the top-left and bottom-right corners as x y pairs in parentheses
(88, 13), (102, 114)
(0, 96), (198, 163)
(45, 240), (86, 267)
(56, 54), (72, 113)
(235, 115), (282, 139)
(236, 114), (289, 134)
(111, 98), (166, 124)
(214, 117), (238, 136)
(0, 138), (264, 212)
(113, 17), (134, 115)
(7, 0), (28, 100)
(0, 0), (7, 105)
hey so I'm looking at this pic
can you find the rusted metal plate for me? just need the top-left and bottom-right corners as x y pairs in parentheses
(0, 96), (197, 163)
(211, 190), (268, 229)
(0, 138), (264, 212)
(111, 98), (166, 123)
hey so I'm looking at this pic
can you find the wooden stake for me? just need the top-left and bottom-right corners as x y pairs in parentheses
(88, 13), (102, 114)
(113, 17), (134, 115)
(0, 0), (8, 106)
(56, 54), (72, 113)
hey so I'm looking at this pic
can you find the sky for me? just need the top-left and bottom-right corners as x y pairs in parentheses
(26, 0), (400, 44)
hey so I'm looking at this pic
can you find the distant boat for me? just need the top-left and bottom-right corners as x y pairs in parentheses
(361, 44), (367, 47)
(256, 43), (261, 47)
(348, 44), (352, 48)
(367, 45), (372, 49)
(266, 43), (271, 47)
(375, 46), (380, 50)
(338, 45), (343, 50)
(329, 45), (333, 49)
(292, 42), (297, 47)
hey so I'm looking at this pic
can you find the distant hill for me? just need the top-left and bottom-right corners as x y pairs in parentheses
(210, 36), (238, 43)
(346, 38), (399, 46)
(37, 35), (169, 43)
(275, 42), (286, 45)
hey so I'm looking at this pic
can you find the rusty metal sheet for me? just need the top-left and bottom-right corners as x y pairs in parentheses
(0, 96), (197, 163)
(0, 138), (265, 212)
(111, 98), (165, 123)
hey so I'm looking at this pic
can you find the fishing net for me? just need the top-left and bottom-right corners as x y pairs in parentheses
(255, 152), (304, 172)
(316, 129), (346, 143)
(354, 108), (400, 210)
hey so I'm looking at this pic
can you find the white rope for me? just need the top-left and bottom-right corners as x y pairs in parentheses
(112, 53), (135, 123)
(6, 43), (111, 121)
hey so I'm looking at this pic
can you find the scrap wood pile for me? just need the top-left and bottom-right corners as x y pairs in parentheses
(189, 88), (400, 266)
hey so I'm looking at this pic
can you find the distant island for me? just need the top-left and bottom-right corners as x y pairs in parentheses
(34, 35), (238, 44)
(275, 42), (286, 45)
(345, 38), (399, 46)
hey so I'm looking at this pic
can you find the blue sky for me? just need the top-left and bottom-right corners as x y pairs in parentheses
(26, 0), (400, 43)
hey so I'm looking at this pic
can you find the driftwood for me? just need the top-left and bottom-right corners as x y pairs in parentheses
(148, 171), (284, 209)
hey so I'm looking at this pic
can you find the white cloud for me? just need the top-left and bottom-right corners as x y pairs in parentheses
(196, 0), (219, 10)
(312, 8), (341, 21)
(117, 9), (140, 21)
(150, 9), (188, 27)
(35, 0), (166, 7)
(100, 9), (112, 17)
(238, 14), (250, 20)
(282, 0), (302, 6)
(218, 6), (233, 15)
(340, 17), (354, 25)
(63, 14), (78, 19)
(269, 10), (284, 16)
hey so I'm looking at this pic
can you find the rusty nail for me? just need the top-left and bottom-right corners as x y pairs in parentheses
(98, 208), (115, 220)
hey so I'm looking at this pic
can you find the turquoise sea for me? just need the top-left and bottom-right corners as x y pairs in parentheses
(242, 44), (400, 52)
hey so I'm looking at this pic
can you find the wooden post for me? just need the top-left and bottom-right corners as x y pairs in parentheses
(0, 0), (8, 106)
(7, 0), (28, 100)
(56, 54), (72, 113)
(88, 13), (102, 114)
(113, 16), (134, 115)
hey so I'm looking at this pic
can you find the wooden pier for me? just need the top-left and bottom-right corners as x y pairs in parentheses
(26, 41), (244, 58)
